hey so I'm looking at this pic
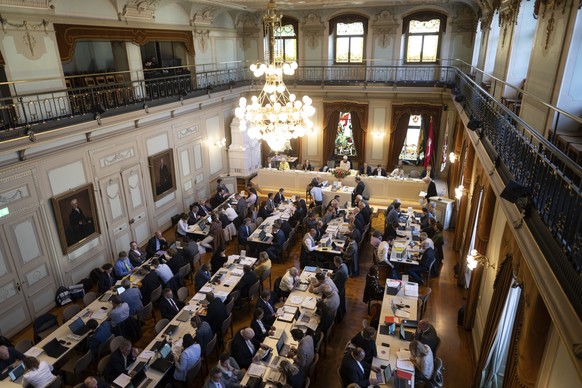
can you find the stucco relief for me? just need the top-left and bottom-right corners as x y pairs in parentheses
(302, 13), (325, 50)
(0, 17), (50, 59)
(371, 10), (398, 49)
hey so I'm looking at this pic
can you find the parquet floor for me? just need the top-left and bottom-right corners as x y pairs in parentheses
(12, 207), (475, 387)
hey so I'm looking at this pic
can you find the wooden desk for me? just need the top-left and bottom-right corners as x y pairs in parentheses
(248, 203), (295, 246)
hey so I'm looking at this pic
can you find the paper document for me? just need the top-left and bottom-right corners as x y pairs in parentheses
(224, 276), (240, 287)
(91, 310), (108, 320)
(240, 258), (255, 266)
(113, 373), (131, 387)
(288, 296), (303, 305)
(230, 268), (244, 276)
(199, 285), (213, 293)
(139, 350), (155, 360)
(396, 359), (415, 372)
(395, 309), (411, 318)
(248, 363), (267, 377)
(192, 293), (206, 301)
(397, 349), (411, 359)
(302, 297), (317, 310)
(215, 291), (229, 301)
(67, 334), (83, 342)
(25, 347), (43, 358)
(404, 283), (419, 297)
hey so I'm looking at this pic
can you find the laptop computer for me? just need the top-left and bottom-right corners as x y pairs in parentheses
(43, 337), (69, 358)
(375, 364), (393, 385)
(130, 363), (148, 387)
(276, 331), (291, 357)
(68, 317), (91, 336)
(163, 324), (179, 337)
(400, 324), (415, 341)
(176, 310), (190, 322)
(8, 362), (25, 382)
(198, 221), (207, 231)
(116, 286), (126, 295)
(149, 343), (174, 373)
(99, 292), (113, 302)
(402, 319), (418, 328)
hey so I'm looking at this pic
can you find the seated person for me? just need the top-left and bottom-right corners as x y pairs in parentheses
(86, 319), (112, 357)
(108, 295), (130, 328)
(339, 155), (351, 170)
(279, 267), (300, 298)
(391, 160), (405, 178)
(210, 249), (228, 274)
(256, 290), (277, 326)
(21, 356), (57, 387)
(216, 352), (244, 386)
(408, 233), (436, 284)
(253, 251), (272, 281)
(235, 265), (258, 298)
(359, 162), (372, 176)
(363, 265), (384, 303)
(274, 188), (285, 205)
(82, 376), (109, 388)
(190, 315), (213, 350)
(373, 164), (387, 177)
(279, 157), (290, 171)
(159, 288), (184, 320)
(420, 164), (436, 180)
(340, 347), (380, 387)
(119, 279), (143, 315)
(128, 241), (146, 267)
(302, 159), (314, 171)
(420, 207), (434, 230)
(308, 271), (338, 294)
(258, 201), (273, 219)
(194, 263), (212, 292)
(173, 334), (201, 384)
(350, 326), (377, 365)
(279, 360), (306, 388)
(250, 308), (272, 342)
(146, 231), (169, 258)
(231, 328), (269, 370)
(409, 340), (434, 380)
(0, 345), (25, 374)
(113, 251), (134, 278)
(151, 258), (173, 284)
(166, 247), (187, 275)
(98, 263), (116, 294)
(176, 213), (190, 238)
(415, 320), (439, 355)
(103, 340), (139, 383)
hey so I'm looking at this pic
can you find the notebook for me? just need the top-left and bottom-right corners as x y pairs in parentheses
(176, 310), (190, 322)
(43, 338), (68, 358)
(68, 317), (91, 336)
(116, 286), (126, 295)
(149, 343), (174, 373)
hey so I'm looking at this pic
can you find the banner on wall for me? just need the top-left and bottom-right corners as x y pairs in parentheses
(424, 117), (434, 168)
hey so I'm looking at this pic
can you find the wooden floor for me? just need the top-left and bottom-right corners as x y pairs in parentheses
(12, 208), (475, 387)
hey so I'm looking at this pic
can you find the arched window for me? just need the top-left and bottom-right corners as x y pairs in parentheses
(330, 15), (368, 64)
(274, 17), (298, 62)
(403, 12), (446, 63)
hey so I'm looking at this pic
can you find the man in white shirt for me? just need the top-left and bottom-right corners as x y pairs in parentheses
(308, 271), (338, 294)
(339, 155), (351, 170)
(391, 159), (405, 178)
(151, 258), (173, 284)
(279, 267), (299, 298)
(223, 206), (238, 222)
(245, 191), (257, 207)
(310, 184), (323, 206)
(377, 240), (391, 265)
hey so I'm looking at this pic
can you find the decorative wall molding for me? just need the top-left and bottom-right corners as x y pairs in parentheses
(194, 28), (210, 54)
(177, 124), (200, 139)
(99, 148), (135, 168)
(120, 0), (161, 21)
(302, 13), (325, 50)
(371, 11), (398, 49)
(0, 16), (49, 59)
(0, 185), (30, 204)
(533, 0), (572, 50)
(0, 0), (51, 9)
(498, 0), (521, 48)
(193, 7), (217, 26)
(236, 13), (261, 50)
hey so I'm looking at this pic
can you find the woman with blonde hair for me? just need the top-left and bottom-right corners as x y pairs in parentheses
(279, 359), (305, 388)
(254, 251), (272, 280)
(409, 339), (434, 380)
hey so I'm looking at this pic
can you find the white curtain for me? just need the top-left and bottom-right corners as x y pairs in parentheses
(479, 282), (522, 387)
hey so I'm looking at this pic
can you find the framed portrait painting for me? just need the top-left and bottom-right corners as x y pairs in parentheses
(149, 149), (176, 201)
(52, 183), (101, 254)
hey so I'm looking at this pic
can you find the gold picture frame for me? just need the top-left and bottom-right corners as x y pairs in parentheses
(149, 149), (176, 201)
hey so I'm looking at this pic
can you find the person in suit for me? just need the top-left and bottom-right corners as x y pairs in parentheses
(68, 198), (93, 244)
(231, 328), (268, 370)
(0, 344), (25, 372)
(346, 222), (361, 245)
(274, 188), (285, 205)
(425, 176), (438, 203)
(289, 329), (314, 369)
(187, 204), (200, 226)
(86, 319), (112, 357)
(250, 308), (271, 342)
(173, 333), (201, 384)
(190, 314), (213, 350)
(127, 241), (146, 268)
(235, 193), (248, 220)
(114, 251), (134, 278)
(278, 219), (293, 239)
(138, 265), (162, 305)
(210, 188), (227, 209)
(350, 326), (378, 365)
(352, 208), (366, 233)
(210, 249), (228, 274)
(352, 176), (366, 206)
(415, 319), (439, 355)
(342, 236), (359, 276)
(216, 178), (229, 194)
(256, 290), (277, 326)
(357, 200), (371, 225)
(302, 159), (314, 171)
(266, 224), (286, 263)
(166, 247), (187, 275)
(119, 279), (143, 315)
(339, 347), (380, 387)
(146, 231), (169, 258)
(198, 199), (212, 217)
(156, 157), (172, 195)
(258, 201), (272, 220)
(236, 265), (258, 298)
(238, 217), (252, 249)
(195, 263), (211, 292)
(374, 164), (387, 177)
(204, 292), (228, 335)
(103, 340), (139, 383)
(181, 236), (199, 263)
(420, 164), (436, 180)
(159, 288), (183, 320)
(266, 193), (275, 212)
(408, 234), (436, 284)
(98, 263), (115, 294)
(332, 256), (349, 320)
(359, 162), (372, 176)
(205, 366), (228, 388)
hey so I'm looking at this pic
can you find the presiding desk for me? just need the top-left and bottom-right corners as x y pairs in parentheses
(256, 169), (427, 207)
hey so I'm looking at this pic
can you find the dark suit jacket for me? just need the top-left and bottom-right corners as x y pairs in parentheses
(374, 168), (387, 177)
(139, 271), (162, 305)
(250, 318), (270, 342)
(182, 241), (199, 263)
(280, 221), (293, 238)
(303, 163), (314, 171)
(238, 224), (251, 246)
(204, 298), (227, 334)
(274, 192), (285, 205)
(104, 348), (136, 382)
(128, 249), (146, 267)
(258, 205), (272, 220)
(360, 206), (371, 225)
(256, 297), (276, 326)
(159, 297), (181, 320)
(237, 198), (248, 219)
(146, 236), (169, 258)
(419, 247), (436, 270)
(272, 229), (286, 250)
(237, 271), (258, 298)
(354, 213), (366, 233)
(168, 252), (187, 275)
(231, 331), (260, 369)
(98, 272), (115, 294)
(198, 205), (211, 218)
(359, 166), (372, 175)
(340, 352), (371, 387)
(354, 181), (365, 197)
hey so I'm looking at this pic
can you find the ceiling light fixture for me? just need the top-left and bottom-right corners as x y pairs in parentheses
(235, 0), (315, 152)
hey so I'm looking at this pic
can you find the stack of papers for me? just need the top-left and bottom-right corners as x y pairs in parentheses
(25, 347), (43, 357)
(199, 285), (213, 293)
(288, 296), (303, 305)
(396, 359), (415, 372)
(224, 276), (240, 287)
(91, 309), (108, 320)
(248, 363), (267, 377)
(192, 293), (206, 301)
(230, 268), (244, 276)
(395, 309), (411, 318)
(302, 297), (317, 310)
(404, 283), (419, 297)
(215, 290), (229, 301)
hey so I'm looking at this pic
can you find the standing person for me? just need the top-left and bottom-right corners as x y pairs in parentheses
(310, 183), (323, 206)
(433, 221), (445, 274)
(342, 235), (359, 276)
(266, 223), (285, 263)
(190, 314), (213, 350)
(289, 329), (314, 369)
(363, 266), (384, 303)
(332, 256), (349, 321)
(21, 356), (57, 388)
(352, 176), (365, 206)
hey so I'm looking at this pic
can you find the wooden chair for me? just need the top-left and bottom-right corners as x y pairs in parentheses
(97, 334), (114, 359)
(177, 286), (189, 303)
(322, 322), (334, 358)
(97, 354), (110, 376)
(109, 335), (125, 353)
(220, 313), (233, 348)
(418, 287), (432, 320)
(314, 334), (324, 355)
(15, 338), (34, 353)
(202, 334), (218, 374)
(63, 304), (81, 322)
(136, 302), (155, 325)
(186, 358), (203, 386)
(225, 297), (235, 317)
(241, 280), (260, 311)
(150, 285), (162, 305)
(422, 259), (436, 285)
(155, 318), (169, 335)
(61, 350), (93, 385)
(83, 292), (97, 307)
(307, 353), (319, 381)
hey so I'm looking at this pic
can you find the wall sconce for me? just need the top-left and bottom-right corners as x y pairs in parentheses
(455, 184), (465, 200)
(467, 249), (496, 270)
(215, 137), (227, 148)
(372, 130), (385, 138)
(449, 152), (457, 163)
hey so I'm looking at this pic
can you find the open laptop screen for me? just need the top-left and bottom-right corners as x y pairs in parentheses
(68, 317), (84, 333)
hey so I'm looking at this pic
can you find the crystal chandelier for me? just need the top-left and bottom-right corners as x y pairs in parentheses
(235, 0), (315, 152)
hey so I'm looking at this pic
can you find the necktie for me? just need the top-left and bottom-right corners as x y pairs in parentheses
(124, 260), (131, 272)
(247, 226), (250, 235)
(267, 302), (274, 314)
(170, 298), (178, 311)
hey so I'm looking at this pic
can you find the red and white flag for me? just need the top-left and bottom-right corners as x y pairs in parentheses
(424, 117), (434, 168)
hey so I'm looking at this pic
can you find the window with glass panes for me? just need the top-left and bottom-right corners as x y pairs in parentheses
(404, 13), (446, 63)
(274, 17), (298, 62)
(331, 15), (367, 64)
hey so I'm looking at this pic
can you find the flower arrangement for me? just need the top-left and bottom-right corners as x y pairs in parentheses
(331, 168), (351, 179)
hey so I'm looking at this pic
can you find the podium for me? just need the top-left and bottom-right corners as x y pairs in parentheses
(429, 196), (454, 230)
